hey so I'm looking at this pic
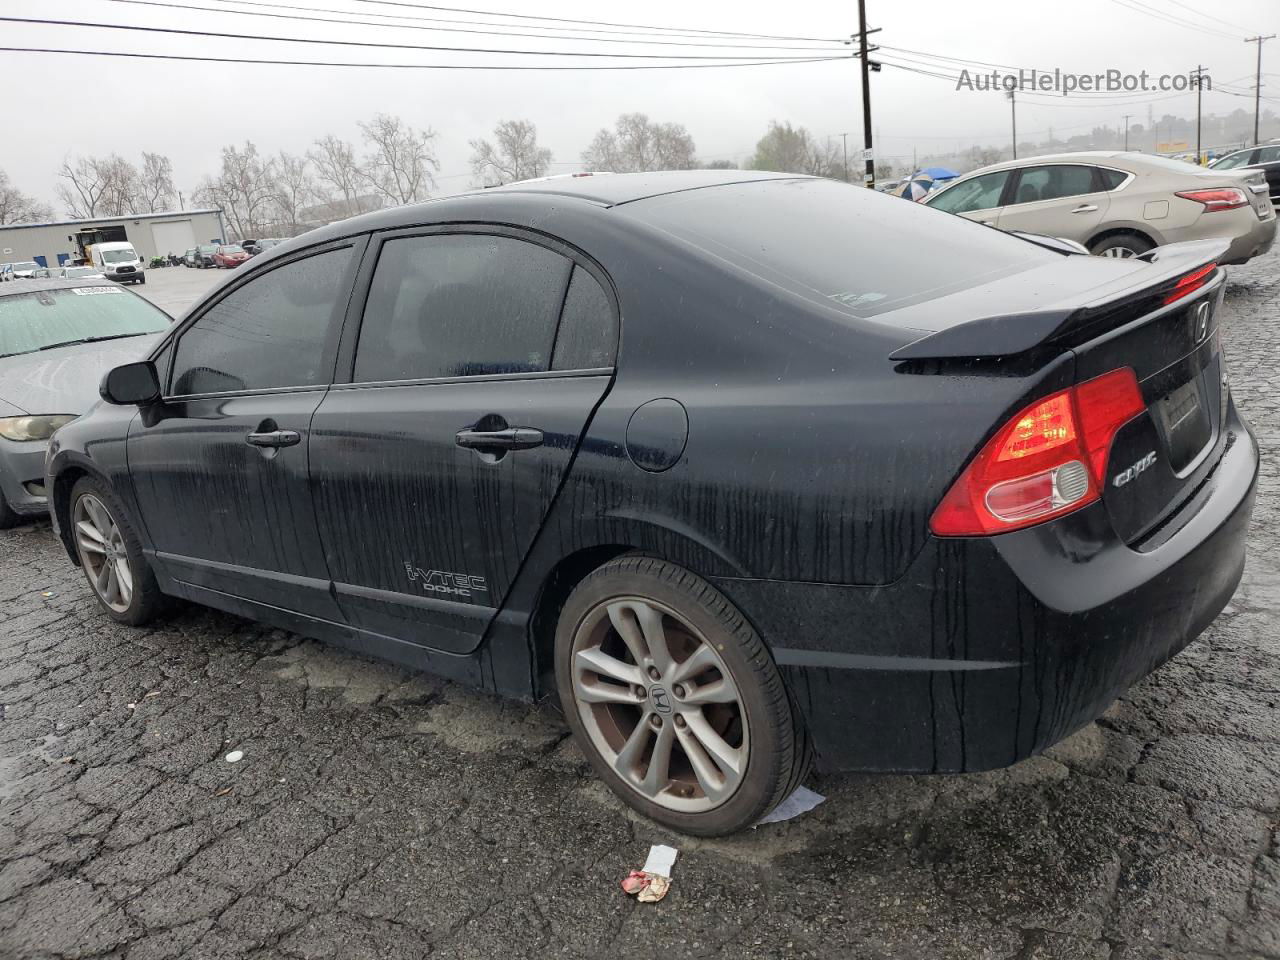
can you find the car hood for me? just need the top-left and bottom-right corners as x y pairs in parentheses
(0, 333), (164, 415)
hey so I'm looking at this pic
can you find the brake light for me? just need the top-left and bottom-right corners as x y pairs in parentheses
(930, 368), (1145, 536)
(1162, 262), (1217, 305)
(1175, 188), (1249, 212)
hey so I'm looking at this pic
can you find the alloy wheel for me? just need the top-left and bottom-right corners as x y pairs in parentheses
(73, 494), (134, 613)
(570, 596), (749, 813)
(1098, 245), (1137, 258)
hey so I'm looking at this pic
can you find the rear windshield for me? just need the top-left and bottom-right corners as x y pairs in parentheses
(219, 244), (245, 254)
(13, 262), (37, 271)
(623, 178), (1054, 320)
(0, 286), (170, 358)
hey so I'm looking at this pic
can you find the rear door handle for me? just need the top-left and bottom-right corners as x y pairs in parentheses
(246, 429), (301, 448)
(455, 427), (544, 450)
(1071, 204), (1099, 213)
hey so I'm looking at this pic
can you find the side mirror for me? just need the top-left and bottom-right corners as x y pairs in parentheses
(100, 360), (160, 406)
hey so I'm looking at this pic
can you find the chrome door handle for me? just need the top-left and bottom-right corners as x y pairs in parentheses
(1071, 204), (1099, 213)
(246, 430), (301, 448)
(455, 427), (544, 450)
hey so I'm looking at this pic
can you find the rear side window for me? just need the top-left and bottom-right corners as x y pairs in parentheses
(354, 233), (572, 382)
(1096, 167), (1128, 190)
(630, 178), (1053, 321)
(1257, 146), (1280, 163)
(1012, 165), (1096, 204)
(552, 267), (616, 370)
(171, 247), (352, 396)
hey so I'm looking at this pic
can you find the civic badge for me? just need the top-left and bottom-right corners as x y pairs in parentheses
(1192, 301), (1210, 344)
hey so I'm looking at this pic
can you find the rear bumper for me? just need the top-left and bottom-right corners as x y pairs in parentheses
(713, 401), (1258, 774)
(1215, 213), (1275, 265)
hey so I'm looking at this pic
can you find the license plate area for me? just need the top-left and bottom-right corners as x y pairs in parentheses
(1154, 376), (1211, 474)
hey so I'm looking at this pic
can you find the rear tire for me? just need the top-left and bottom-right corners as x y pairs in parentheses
(555, 555), (811, 836)
(69, 476), (164, 626)
(1090, 233), (1153, 259)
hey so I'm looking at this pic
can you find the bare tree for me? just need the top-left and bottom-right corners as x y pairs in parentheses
(309, 134), (364, 219)
(138, 152), (175, 212)
(358, 114), (439, 206)
(469, 120), (552, 186)
(0, 169), (53, 224)
(56, 156), (112, 218)
(194, 142), (276, 240)
(97, 155), (141, 217)
(581, 113), (697, 173)
(272, 151), (317, 228)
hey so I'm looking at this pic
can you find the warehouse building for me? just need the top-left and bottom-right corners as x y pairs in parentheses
(0, 209), (226, 267)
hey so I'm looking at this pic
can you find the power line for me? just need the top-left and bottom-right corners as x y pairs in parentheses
(0, 16), (848, 59)
(1161, 0), (1253, 34)
(1107, 0), (1242, 41)
(0, 45), (851, 70)
(209, 0), (837, 44)
(339, 0), (844, 42)
(93, 0), (849, 51)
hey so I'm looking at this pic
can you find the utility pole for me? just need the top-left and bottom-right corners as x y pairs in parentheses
(1246, 35), (1275, 145)
(1122, 114), (1131, 151)
(1193, 65), (1207, 164)
(841, 132), (849, 182)
(856, 0), (875, 189)
(1007, 90), (1017, 159)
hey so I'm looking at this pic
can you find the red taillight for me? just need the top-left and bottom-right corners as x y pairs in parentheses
(1175, 187), (1249, 212)
(1162, 262), (1217, 305)
(930, 368), (1145, 536)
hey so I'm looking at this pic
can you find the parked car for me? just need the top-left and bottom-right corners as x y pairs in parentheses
(924, 151), (1275, 261)
(212, 243), (250, 269)
(254, 238), (285, 256)
(31, 267), (53, 279)
(1209, 143), (1280, 205)
(0, 263), (9, 281)
(59, 265), (105, 280)
(46, 171), (1257, 834)
(183, 248), (197, 267)
(194, 244), (218, 268)
(4, 261), (41, 281)
(241, 238), (260, 255)
(90, 241), (145, 285)
(0, 276), (171, 528)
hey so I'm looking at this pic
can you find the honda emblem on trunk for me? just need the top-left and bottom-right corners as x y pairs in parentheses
(1192, 301), (1211, 344)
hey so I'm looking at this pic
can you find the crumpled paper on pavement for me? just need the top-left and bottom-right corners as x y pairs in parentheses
(621, 845), (679, 903)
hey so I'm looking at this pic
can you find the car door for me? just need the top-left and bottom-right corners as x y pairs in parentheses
(308, 227), (618, 653)
(127, 238), (365, 618)
(924, 170), (1012, 225)
(1253, 146), (1280, 203)
(994, 164), (1111, 242)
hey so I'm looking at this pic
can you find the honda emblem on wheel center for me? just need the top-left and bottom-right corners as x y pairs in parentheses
(650, 687), (673, 713)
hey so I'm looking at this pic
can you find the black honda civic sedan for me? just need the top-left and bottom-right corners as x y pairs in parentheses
(46, 171), (1257, 834)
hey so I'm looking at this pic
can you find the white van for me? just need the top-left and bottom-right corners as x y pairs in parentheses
(90, 242), (145, 285)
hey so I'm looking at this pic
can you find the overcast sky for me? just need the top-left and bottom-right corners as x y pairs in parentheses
(2, 0), (1277, 207)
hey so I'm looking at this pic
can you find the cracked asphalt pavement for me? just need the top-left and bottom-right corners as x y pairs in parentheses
(2, 252), (1279, 960)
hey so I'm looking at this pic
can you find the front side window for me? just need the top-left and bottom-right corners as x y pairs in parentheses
(1211, 150), (1254, 170)
(1011, 165), (1096, 204)
(171, 247), (352, 396)
(354, 233), (572, 383)
(927, 171), (1011, 215)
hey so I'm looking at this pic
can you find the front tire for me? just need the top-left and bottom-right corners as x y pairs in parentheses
(555, 555), (811, 836)
(69, 476), (164, 626)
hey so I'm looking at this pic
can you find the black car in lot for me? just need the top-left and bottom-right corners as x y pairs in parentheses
(1211, 142), (1280, 204)
(45, 171), (1257, 834)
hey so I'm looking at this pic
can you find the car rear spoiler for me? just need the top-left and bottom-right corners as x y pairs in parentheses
(889, 238), (1230, 361)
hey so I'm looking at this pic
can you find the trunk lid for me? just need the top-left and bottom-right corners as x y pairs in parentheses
(889, 239), (1231, 544)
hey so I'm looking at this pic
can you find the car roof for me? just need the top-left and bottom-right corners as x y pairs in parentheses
(483, 169), (806, 206)
(0, 276), (117, 297)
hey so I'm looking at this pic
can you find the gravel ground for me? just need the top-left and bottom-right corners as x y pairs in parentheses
(1, 247), (1278, 960)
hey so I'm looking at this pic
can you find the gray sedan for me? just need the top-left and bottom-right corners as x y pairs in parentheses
(0, 277), (170, 526)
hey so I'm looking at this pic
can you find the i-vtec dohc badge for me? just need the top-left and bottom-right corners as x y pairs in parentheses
(404, 563), (487, 598)
(1112, 451), (1157, 488)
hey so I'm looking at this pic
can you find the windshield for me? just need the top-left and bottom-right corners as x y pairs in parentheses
(625, 178), (1053, 321)
(198, 245), (217, 254)
(101, 249), (136, 264)
(0, 286), (170, 358)
(13, 262), (38, 272)
(219, 244), (245, 254)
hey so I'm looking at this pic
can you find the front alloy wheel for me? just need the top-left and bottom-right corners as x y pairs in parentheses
(73, 493), (134, 613)
(572, 597), (748, 813)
